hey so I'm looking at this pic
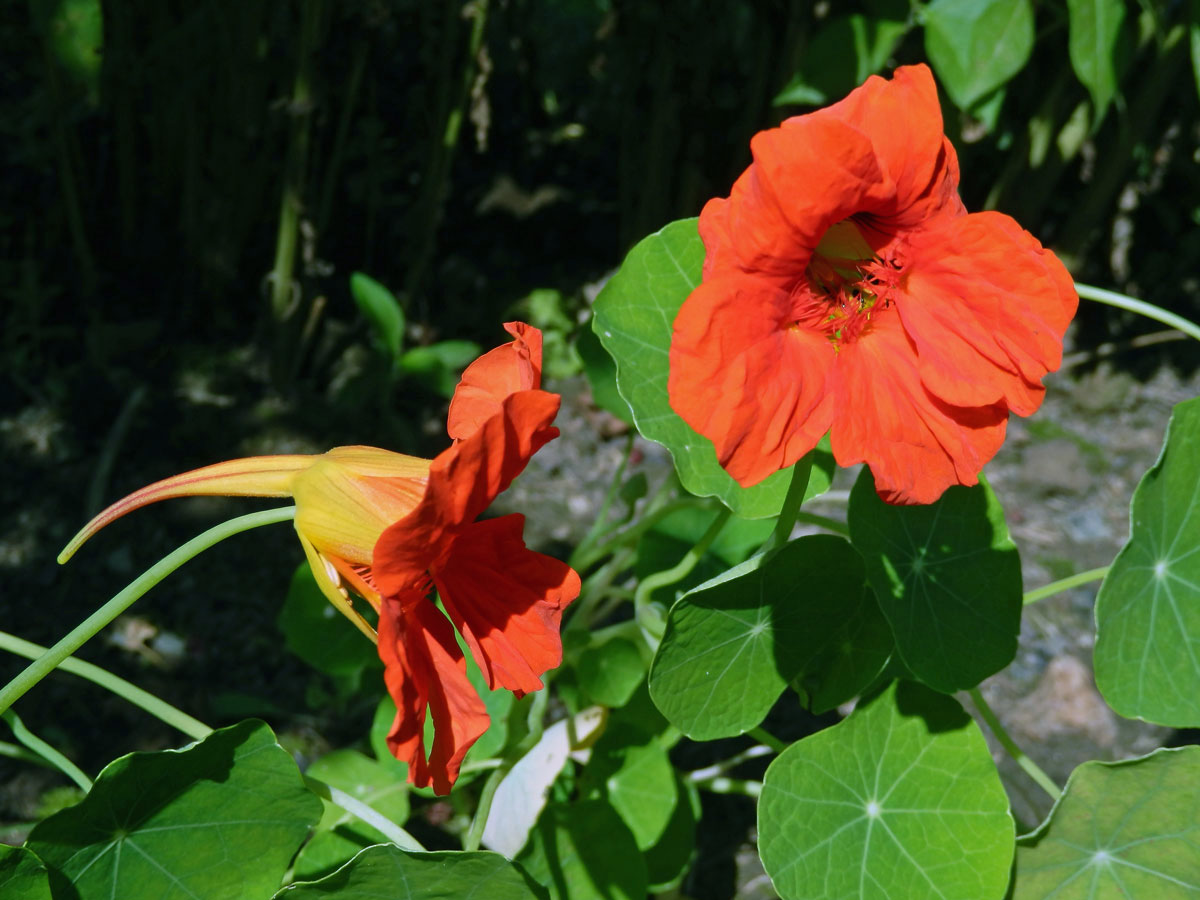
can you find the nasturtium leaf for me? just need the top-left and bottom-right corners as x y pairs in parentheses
(1095, 396), (1200, 727)
(924, 0), (1034, 110)
(350, 271), (405, 361)
(793, 584), (893, 714)
(649, 535), (872, 739)
(759, 681), (1014, 900)
(591, 217), (797, 518)
(0, 845), (52, 900)
(1013, 747), (1200, 899)
(1067, 0), (1127, 124)
(517, 799), (648, 900)
(277, 844), (548, 899)
(26, 720), (322, 900)
(400, 340), (482, 398)
(578, 637), (646, 708)
(848, 470), (1022, 692)
(280, 562), (380, 677)
(644, 774), (700, 891)
(294, 749), (410, 880)
(581, 722), (677, 851)
(577, 321), (634, 424)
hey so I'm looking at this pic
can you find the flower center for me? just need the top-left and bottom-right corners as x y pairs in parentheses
(792, 219), (901, 348)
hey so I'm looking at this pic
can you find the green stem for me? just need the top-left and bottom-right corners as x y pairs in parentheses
(573, 497), (711, 573)
(747, 726), (788, 754)
(691, 776), (762, 797)
(1076, 283), (1200, 345)
(0, 739), (52, 768)
(762, 459), (813, 553)
(2, 710), (92, 791)
(793, 511), (850, 537)
(1023, 566), (1109, 606)
(463, 762), (508, 852)
(634, 507), (732, 640)
(569, 433), (634, 571)
(968, 687), (1061, 802)
(0, 630), (211, 741)
(0, 506), (296, 716)
(686, 744), (774, 783)
(303, 775), (425, 851)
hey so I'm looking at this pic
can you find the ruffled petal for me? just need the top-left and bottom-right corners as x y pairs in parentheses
(447, 322), (543, 441)
(669, 274), (836, 487)
(373, 389), (561, 595)
(897, 211), (1078, 416)
(431, 514), (579, 696)
(699, 115), (890, 279)
(829, 311), (1009, 504)
(377, 597), (490, 794)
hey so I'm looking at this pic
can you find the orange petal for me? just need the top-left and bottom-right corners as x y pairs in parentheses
(669, 274), (836, 488)
(373, 389), (561, 595)
(377, 597), (490, 794)
(58, 455), (314, 563)
(829, 311), (1009, 505)
(897, 212), (1078, 416)
(432, 514), (579, 696)
(447, 322), (543, 441)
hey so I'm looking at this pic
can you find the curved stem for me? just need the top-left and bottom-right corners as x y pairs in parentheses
(1023, 566), (1108, 606)
(572, 497), (711, 573)
(691, 776), (762, 797)
(0, 506), (296, 716)
(0, 630), (211, 741)
(968, 687), (1061, 802)
(747, 725), (788, 754)
(463, 761), (509, 852)
(1076, 283), (1200, 345)
(303, 775), (425, 851)
(687, 744), (774, 783)
(794, 511), (850, 537)
(763, 459), (813, 553)
(2, 709), (92, 791)
(634, 507), (732, 640)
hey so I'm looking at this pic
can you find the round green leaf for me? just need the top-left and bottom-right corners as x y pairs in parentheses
(1014, 747), (1200, 899)
(582, 722), (677, 852)
(848, 470), (1022, 692)
(578, 638), (646, 708)
(649, 535), (872, 739)
(644, 774), (700, 891)
(517, 799), (648, 900)
(591, 217), (797, 518)
(577, 322), (634, 424)
(0, 845), (52, 900)
(1095, 396), (1200, 727)
(350, 271), (405, 360)
(278, 844), (548, 899)
(793, 584), (893, 715)
(759, 681), (1014, 900)
(924, 0), (1034, 110)
(279, 562), (380, 677)
(27, 720), (323, 900)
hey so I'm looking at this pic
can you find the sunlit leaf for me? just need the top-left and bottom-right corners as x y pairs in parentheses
(1067, 0), (1128, 125)
(1014, 748), (1200, 899)
(517, 799), (648, 900)
(1095, 396), (1200, 727)
(578, 637), (646, 708)
(26, 720), (322, 900)
(758, 681), (1014, 899)
(581, 722), (677, 851)
(924, 0), (1034, 110)
(591, 218), (798, 518)
(848, 471), (1022, 692)
(279, 562), (379, 677)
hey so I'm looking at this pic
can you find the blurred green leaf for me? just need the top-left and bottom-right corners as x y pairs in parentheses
(649, 535), (872, 739)
(293, 749), (410, 881)
(592, 218), (797, 518)
(577, 321), (634, 424)
(578, 637), (646, 708)
(1067, 0), (1128, 125)
(581, 722), (677, 852)
(0, 845), (52, 900)
(350, 272), (405, 361)
(518, 799), (648, 900)
(279, 562), (380, 678)
(758, 681), (1013, 900)
(399, 340), (483, 397)
(1014, 748), (1200, 898)
(1095, 396), (1200, 727)
(848, 471), (1022, 693)
(26, 720), (322, 900)
(924, 0), (1034, 110)
(278, 844), (548, 899)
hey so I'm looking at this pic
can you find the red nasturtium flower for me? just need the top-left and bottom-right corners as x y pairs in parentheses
(668, 64), (1077, 504)
(60, 322), (579, 794)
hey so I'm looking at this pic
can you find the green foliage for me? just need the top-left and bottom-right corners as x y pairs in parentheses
(350, 272), (405, 362)
(278, 562), (379, 679)
(25, 720), (322, 899)
(0, 845), (52, 900)
(1014, 748), (1200, 898)
(517, 799), (648, 900)
(1094, 396), (1200, 726)
(759, 681), (1014, 900)
(923, 0), (1034, 110)
(848, 472), (1023, 693)
(1067, 0), (1130, 126)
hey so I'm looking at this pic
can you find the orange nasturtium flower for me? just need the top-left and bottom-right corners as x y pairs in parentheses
(60, 323), (579, 794)
(668, 64), (1078, 504)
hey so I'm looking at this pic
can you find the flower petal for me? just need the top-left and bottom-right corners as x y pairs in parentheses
(432, 514), (579, 696)
(447, 322), (544, 441)
(897, 212), (1078, 416)
(829, 311), (1009, 504)
(373, 389), (561, 594)
(669, 274), (836, 488)
(377, 597), (490, 794)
